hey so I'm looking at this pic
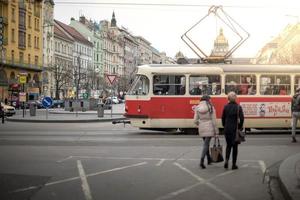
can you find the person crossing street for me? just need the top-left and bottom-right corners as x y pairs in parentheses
(291, 87), (300, 143)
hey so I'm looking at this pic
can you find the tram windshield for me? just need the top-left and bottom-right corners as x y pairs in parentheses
(128, 75), (149, 95)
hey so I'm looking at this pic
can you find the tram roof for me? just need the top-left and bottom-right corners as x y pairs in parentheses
(137, 64), (300, 74)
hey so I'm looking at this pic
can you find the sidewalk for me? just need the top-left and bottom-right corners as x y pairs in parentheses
(6, 104), (126, 123)
(279, 152), (300, 200)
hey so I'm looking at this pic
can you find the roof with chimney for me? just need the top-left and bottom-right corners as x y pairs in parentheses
(54, 23), (74, 42)
(54, 19), (93, 46)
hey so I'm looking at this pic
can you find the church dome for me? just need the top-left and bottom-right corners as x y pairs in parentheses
(210, 28), (230, 57)
(214, 28), (228, 45)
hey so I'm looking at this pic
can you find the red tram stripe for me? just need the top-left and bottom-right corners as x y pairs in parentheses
(125, 96), (292, 119)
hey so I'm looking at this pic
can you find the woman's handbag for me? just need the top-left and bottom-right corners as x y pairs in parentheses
(210, 138), (224, 163)
(236, 129), (246, 143)
(235, 105), (246, 143)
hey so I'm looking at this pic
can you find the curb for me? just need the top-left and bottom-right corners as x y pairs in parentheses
(6, 117), (126, 123)
(278, 152), (300, 200)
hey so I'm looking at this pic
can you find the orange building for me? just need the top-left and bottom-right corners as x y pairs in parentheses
(0, 0), (43, 106)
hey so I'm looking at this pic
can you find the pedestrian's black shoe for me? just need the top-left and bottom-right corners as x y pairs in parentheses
(207, 158), (212, 165)
(232, 165), (238, 170)
(224, 162), (228, 169)
(292, 137), (297, 143)
(200, 163), (206, 169)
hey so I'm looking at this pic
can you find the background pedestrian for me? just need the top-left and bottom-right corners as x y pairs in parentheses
(221, 92), (244, 170)
(0, 101), (4, 124)
(291, 87), (300, 142)
(194, 95), (218, 169)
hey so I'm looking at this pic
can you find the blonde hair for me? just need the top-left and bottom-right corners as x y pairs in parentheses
(228, 91), (237, 103)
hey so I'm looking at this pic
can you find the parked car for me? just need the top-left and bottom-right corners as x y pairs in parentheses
(104, 100), (112, 110)
(107, 96), (119, 104)
(19, 101), (42, 109)
(52, 100), (65, 108)
(1, 102), (16, 116)
(35, 100), (43, 109)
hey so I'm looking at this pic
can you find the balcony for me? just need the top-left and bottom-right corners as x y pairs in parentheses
(1, 16), (8, 25)
(0, 58), (43, 72)
(3, 37), (8, 45)
(0, 0), (9, 4)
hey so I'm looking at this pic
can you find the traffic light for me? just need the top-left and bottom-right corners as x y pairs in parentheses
(0, 17), (3, 48)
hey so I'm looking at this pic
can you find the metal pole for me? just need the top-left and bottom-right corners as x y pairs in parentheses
(76, 53), (81, 117)
(46, 107), (48, 119)
(22, 83), (24, 118)
(111, 85), (113, 118)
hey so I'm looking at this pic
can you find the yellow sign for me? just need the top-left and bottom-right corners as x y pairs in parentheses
(190, 99), (200, 105)
(19, 76), (27, 84)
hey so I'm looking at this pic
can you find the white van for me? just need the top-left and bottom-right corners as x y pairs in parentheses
(1, 102), (16, 116)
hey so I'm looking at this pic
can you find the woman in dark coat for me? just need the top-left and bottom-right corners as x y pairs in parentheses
(222, 92), (244, 170)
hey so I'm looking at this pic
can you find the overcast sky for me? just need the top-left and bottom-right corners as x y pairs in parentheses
(54, 0), (300, 58)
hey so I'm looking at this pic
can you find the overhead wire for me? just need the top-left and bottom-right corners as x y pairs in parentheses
(54, 1), (300, 10)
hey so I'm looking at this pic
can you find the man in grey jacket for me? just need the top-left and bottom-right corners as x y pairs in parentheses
(291, 87), (300, 143)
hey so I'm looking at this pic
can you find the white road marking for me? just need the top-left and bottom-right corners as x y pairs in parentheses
(173, 162), (205, 182)
(12, 162), (147, 193)
(258, 160), (270, 183)
(86, 162), (147, 177)
(156, 159), (165, 166)
(56, 156), (73, 163)
(156, 163), (237, 200)
(155, 182), (202, 200)
(172, 162), (236, 200)
(59, 156), (264, 163)
(258, 160), (267, 173)
(77, 160), (93, 200)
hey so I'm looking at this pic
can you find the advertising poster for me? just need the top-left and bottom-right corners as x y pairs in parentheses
(240, 102), (291, 117)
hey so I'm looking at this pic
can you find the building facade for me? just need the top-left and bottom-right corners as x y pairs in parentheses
(42, 0), (54, 97)
(151, 46), (161, 64)
(135, 36), (152, 65)
(255, 23), (300, 64)
(100, 12), (124, 77)
(69, 15), (104, 88)
(160, 52), (176, 64)
(120, 28), (138, 79)
(0, 0), (43, 105)
(53, 21), (73, 99)
(55, 19), (93, 98)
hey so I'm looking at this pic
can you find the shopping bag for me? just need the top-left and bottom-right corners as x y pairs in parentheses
(210, 138), (224, 163)
(235, 130), (246, 143)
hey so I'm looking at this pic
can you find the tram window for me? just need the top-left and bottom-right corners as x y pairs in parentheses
(260, 75), (290, 95)
(225, 74), (256, 95)
(128, 75), (149, 95)
(153, 75), (185, 95)
(189, 75), (221, 95)
(294, 76), (300, 93)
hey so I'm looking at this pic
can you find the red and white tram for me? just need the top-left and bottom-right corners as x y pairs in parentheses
(125, 64), (300, 132)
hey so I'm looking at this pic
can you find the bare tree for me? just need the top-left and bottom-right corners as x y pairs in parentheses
(117, 66), (137, 93)
(50, 64), (73, 100)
